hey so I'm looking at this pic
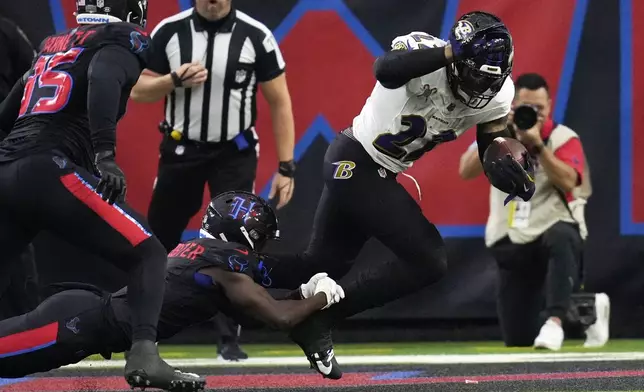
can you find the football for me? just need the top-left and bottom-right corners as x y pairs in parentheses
(483, 137), (528, 166)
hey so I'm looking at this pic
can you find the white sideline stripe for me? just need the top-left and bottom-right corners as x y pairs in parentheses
(62, 352), (644, 370)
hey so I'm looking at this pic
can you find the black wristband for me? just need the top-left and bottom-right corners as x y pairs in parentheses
(170, 71), (182, 87)
(284, 288), (304, 300)
(95, 150), (115, 163)
(278, 160), (296, 178)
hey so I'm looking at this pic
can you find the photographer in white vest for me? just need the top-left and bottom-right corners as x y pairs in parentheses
(459, 73), (609, 351)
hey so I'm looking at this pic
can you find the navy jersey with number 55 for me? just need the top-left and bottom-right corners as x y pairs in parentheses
(0, 22), (150, 170)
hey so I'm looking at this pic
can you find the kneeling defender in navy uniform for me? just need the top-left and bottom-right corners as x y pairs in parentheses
(0, 191), (345, 386)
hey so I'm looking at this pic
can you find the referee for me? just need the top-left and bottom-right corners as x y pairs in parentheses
(131, 0), (295, 360)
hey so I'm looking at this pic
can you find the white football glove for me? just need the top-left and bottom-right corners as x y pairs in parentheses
(300, 272), (329, 299)
(314, 276), (346, 310)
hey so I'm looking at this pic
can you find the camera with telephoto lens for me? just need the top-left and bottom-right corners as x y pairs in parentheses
(513, 104), (539, 131)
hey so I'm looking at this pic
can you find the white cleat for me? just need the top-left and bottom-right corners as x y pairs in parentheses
(534, 319), (564, 351)
(584, 293), (611, 348)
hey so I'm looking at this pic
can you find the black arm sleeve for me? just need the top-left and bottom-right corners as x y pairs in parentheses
(0, 18), (34, 99)
(373, 47), (449, 89)
(0, 74), (27, 137)
(87, 45), (141, 154)
(10, 24), (36, 82)
(476, 123), (514, 162)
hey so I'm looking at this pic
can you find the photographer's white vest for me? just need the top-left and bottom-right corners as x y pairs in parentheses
(484, 123), (592, 247)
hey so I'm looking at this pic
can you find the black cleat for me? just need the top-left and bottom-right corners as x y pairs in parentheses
(306, 348), (342, 380)
(124, 340), (206, 392)
(289, 313), (343, 380)
(217, 341), (248, 362)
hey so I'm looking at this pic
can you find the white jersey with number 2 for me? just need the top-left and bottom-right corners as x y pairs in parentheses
(352, 32), (514, 173)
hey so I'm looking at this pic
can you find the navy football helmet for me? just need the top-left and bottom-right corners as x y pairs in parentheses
(200, 191), (279, 251)
(446, 11), (514, 109)
(76, 0), (148, 28)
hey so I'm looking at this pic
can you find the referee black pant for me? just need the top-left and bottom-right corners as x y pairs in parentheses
(491, 221), (583, 347)
(148, 135), (258, 252)
(148, 134), (257, 345)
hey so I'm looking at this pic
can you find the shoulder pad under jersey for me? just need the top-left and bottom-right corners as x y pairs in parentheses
(86, 22), (151, 67)
(184, 238), (259, 278)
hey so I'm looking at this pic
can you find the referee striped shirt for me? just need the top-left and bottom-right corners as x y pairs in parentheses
(148, 8), (285, 143)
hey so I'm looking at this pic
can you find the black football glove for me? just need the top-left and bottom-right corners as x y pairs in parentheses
(484, 152), (536, 205)
(95, 150), (126, 205)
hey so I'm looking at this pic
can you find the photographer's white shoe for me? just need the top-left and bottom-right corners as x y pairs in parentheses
(584, 293), (610, 348)
(534, 319), (564, 351)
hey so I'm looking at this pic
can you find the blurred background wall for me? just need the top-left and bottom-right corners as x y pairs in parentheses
(3, 0), (643, 341)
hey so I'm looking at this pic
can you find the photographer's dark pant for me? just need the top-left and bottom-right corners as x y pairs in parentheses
(491, 221), (583, 347)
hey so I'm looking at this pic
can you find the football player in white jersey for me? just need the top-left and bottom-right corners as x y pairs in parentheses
(259, 11), (535, 379)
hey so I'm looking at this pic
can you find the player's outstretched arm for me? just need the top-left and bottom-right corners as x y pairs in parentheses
(0, 73), (27, 136)
(373, 45), (453, 89)
(202, 268), (340, 330)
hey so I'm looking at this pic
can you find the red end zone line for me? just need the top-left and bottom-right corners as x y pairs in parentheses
(5, 370), (644, 391)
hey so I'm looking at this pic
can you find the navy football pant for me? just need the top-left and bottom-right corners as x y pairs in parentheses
(0, 288), (125, 378)
(262, 131), (448, 352)
(0, 153), (167, 343)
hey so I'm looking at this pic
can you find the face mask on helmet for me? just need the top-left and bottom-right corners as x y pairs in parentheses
(75, 0), (147, 28)
(200, 191), (279, 252)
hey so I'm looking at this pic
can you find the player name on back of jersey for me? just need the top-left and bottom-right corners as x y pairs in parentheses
(168, 242), (205, 261)
(42, 30), (98, 53)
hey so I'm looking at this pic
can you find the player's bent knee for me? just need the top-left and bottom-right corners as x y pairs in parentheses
(429, 249), (448, 282)
(415, 245), (448, 285)
(133, 235), (168, 263)
(542, 223), (579, 252)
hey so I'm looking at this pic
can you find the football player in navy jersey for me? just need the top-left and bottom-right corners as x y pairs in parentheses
(0, 0), (205, 389)
(0, 192), (344, 386)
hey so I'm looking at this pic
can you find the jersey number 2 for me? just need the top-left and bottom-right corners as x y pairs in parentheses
(19, 47), (84, 117)
(373, 115), (456, 162)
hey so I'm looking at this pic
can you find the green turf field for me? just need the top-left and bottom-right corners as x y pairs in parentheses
(85, 339), (644, 360)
